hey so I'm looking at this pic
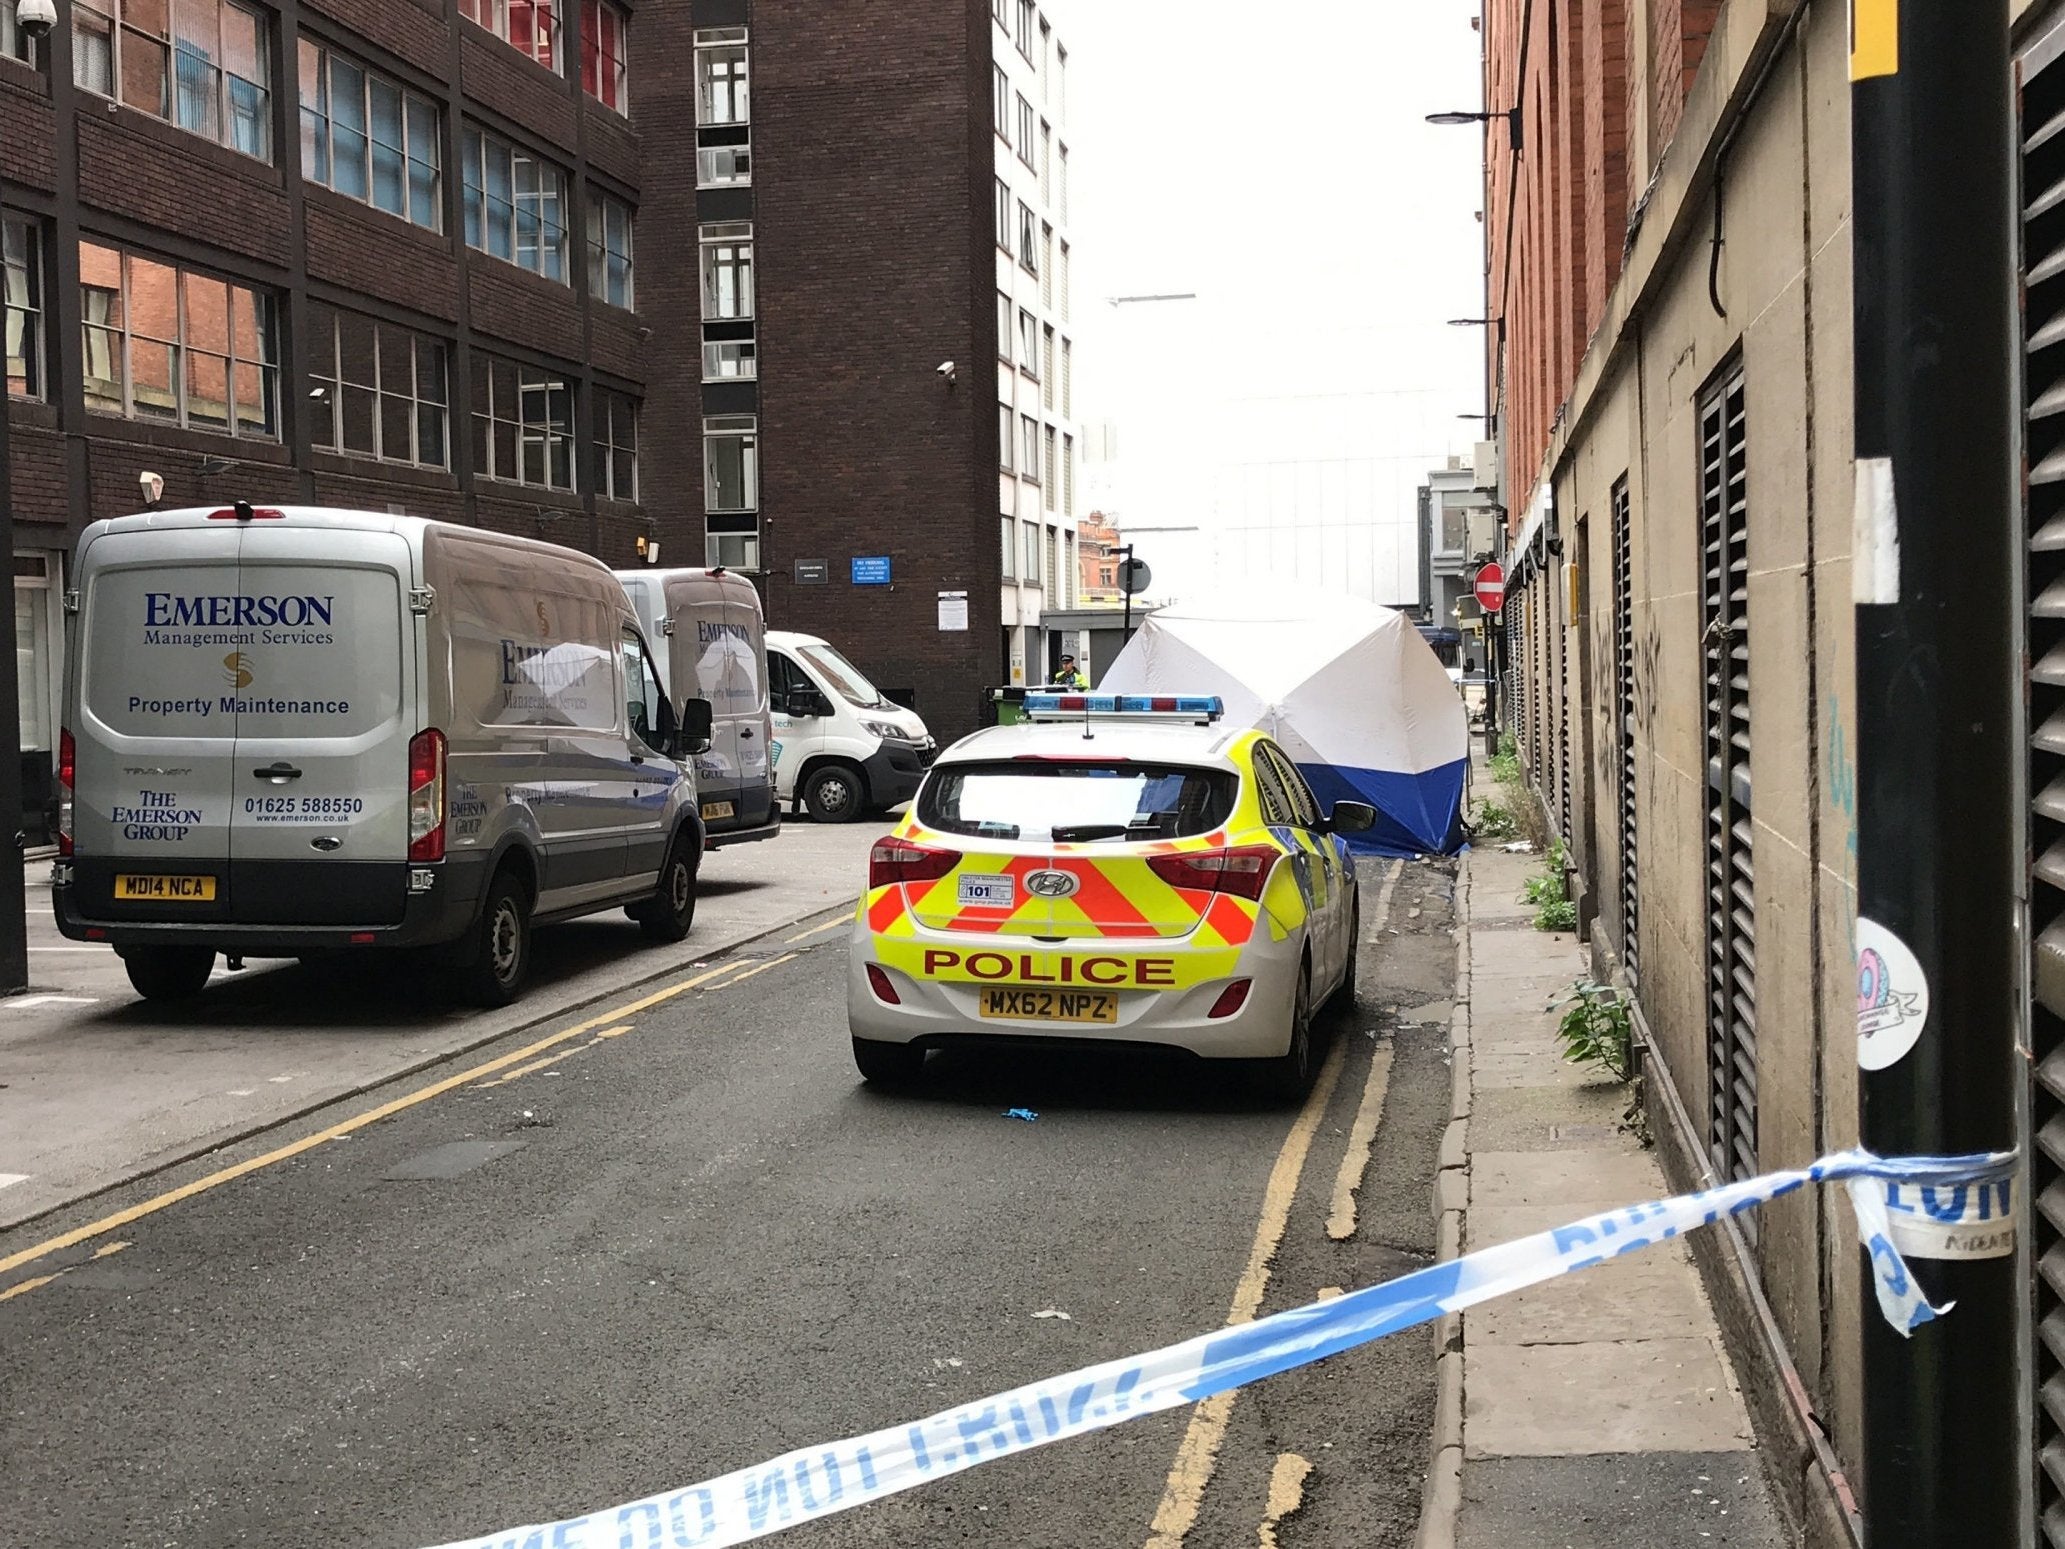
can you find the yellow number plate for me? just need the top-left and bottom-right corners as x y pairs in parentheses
(701, 801), (736, 821)
(978, 988), (1119, 1025)
(115, 874), (217, 902)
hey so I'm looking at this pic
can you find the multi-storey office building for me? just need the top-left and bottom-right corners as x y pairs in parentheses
(0, 0), (1081, 842)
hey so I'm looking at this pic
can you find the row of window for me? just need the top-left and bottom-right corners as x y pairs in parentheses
(694, 28), (751, 189)
(999, 517), (1077, 602)
(991, 68), (1067, 186)
(996, 405), (1075, 511)
(455, 0), (629, 113)
(991, 0), (1067, 119)
(994, 291), (1074, 412)
(4, 220), (640, 498)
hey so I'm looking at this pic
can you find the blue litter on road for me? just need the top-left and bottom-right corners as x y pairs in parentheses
(1004, 1108), (1039, 1122)
(415, 1148), (2013, 1549)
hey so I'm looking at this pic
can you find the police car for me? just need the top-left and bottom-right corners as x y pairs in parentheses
(846, 695), (1376, 1098)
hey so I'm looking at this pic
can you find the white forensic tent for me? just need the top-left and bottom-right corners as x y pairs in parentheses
(1100, 586), (1469, 855)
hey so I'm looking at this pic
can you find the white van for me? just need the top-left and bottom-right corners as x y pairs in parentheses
(55, 504), (711, 1007)
(615, 567), (779, 847)
(766, 630), (935, 822)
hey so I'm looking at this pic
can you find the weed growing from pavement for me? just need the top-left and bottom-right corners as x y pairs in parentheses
(1524, 838), (1577, 931)
(1549, 977), (1633, 1083)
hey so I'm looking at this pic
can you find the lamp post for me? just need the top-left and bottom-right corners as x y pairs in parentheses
(0, 0), (55, 996)
(1426, 107), (1522, 151)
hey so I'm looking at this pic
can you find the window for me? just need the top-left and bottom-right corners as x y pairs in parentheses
(996, 290), (1012, 362)
(595, 388), (638, 501)
(300, 42), (441, 231)
(994, 179), (1012, 255)
(1018, 308), (1037, 375)
(706, 533), (759, 570)
(471, 352), (573, 489)
(78, 240), (278, 438)
(1045, 525), (1058, 601)
(1042, 325), (1055, 408)
(1043, 426), (1057, 508)
(696, 28), (748, 123)
(3, 0), (40, 63)
(459, 0), (559, 71)
(1022, 520), (1040, 584)
(1040, 121), (1052, 201)
(74, 0), (272, 161)
(700, 223), (754, 319)
(1059, 143), (1069, 222)
(698, 145), (750, 187)
(704, 414), (757, 513)
(702, 339), (756, 381)
(921, 761), (1238, 843)
(581, 0), (628, 113)
(1063, 432), (1074, 514)
(1020, 414), (1039, 482)
(463, 129), (569, 282)
(307, 306), (448, 469)
(992, 0), (1008, 27)
(1015, 0), (1034, 57)
(1059, 238), (1070, 318)
(4, 217), (42, 401)
(1017, 94), (1035, 166)
(998, 401), (1013, 472)
(587, 192), (634, 309)
(1062, 336), (1072, 415)
(623, 626), (664, 747)
(1001, 517), (1016, 579)
(1056, 43), (1068, 120)
(1019, 203), (1038, 272)
(992, 64), (1009, 140)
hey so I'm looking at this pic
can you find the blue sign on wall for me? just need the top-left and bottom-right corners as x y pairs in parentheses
(852, 556), (892, 586)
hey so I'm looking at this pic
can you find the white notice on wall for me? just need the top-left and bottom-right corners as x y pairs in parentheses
(937, 590), (970, 632)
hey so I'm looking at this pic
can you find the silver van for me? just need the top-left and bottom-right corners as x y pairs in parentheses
(615, 567), (779, 847)
(54, 504), (712, 1006)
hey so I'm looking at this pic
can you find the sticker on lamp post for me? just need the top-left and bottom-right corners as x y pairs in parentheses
(1857, 917), (1929, 1071)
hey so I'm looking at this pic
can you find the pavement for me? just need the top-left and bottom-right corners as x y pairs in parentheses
(1422, 841), (1789, 1549)
(0, 817), (895, 1230)
(0, 850), (1461, 1548)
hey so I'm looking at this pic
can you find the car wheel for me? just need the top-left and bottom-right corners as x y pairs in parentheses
(852, 1035), (925, 1085)
(803, 763), (867, 823)
(458, 869), (532, 1008)
(1254, 961), (1318, 1104)
(635, 837), (700, 944)
(1327, 900), (1362, 1023)
(123, 945), (215, 1002)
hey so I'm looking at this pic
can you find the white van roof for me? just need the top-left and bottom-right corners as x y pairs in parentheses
(87, 505), (624, 578)
(614, 566), (765, 609)
(766, 629), (829, 651)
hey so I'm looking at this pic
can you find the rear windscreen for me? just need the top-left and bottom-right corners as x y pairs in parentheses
(84, 562), (401, 740)
(918, 762), (1238, 843)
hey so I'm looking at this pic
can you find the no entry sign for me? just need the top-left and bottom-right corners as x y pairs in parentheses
(1474, 562), (1506, 614)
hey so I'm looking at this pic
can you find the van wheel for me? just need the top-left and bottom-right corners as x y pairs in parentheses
(803, 763), (867, 823)
(123, 946), (215, 1002)
(458, 870), (532, 1008)
(852, 1036), (925, 1085)
(636, 838), (700, 944)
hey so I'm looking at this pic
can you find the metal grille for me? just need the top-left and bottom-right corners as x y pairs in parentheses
(1529, 578), (1544, 777)
(2021, 46), (2065, 1543)
(1612, 477), (1639, 982)
(1699, 364), (1756, 1197)
(1558, 561), (1572, 840)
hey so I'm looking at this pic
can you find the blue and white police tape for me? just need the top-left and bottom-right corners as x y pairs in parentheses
(422, 1148), (2014, 1549)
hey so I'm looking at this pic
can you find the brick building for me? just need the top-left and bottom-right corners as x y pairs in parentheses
(1477, 2), (2065, 1543)
(1, 0), (1081, 841)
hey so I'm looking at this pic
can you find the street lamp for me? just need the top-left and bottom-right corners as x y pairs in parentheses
(1427, 107), (1522, 151)
(0, 0), (55, 996)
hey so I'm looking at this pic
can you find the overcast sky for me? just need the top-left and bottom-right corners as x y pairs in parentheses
(1062, 0), (1488, 606)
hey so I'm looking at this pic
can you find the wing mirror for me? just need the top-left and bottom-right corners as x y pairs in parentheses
(1328, 800), (1378, 835)
(681, 696), (714, 757)
(785, 686), (827, 719)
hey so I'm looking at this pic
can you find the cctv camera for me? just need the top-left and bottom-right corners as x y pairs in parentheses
(139, 471), (164, 505)
(935, 361), (956, 379)
(16, 0), (55, 39)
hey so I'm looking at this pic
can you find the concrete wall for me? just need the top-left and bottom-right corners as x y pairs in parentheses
(1493, 2), (1868, 1537)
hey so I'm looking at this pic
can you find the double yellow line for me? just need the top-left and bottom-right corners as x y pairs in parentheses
(0, 947), (806, 1286)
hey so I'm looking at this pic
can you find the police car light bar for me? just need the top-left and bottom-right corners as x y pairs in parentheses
(1021, 694), (1224, 724)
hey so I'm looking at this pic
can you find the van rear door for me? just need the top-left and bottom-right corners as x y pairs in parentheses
(73, 528), (244, 920)
(224, 528), (413, 925)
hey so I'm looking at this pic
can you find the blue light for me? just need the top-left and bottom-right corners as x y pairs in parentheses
(1020, 694), (1224, 720)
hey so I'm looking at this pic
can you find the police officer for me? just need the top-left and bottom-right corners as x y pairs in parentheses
(1053, 653), (1088, 689)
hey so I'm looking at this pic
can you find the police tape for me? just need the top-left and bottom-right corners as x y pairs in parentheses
(422, 1148), (2014, 1549)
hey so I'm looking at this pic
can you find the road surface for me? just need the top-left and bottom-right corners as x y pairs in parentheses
(0, 855), (1457, 1549)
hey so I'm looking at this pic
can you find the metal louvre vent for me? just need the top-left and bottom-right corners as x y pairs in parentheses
(1699, 364), (1757, 1201)
(1529, 579), (1544, 776)
(1612, 476), (1639, 982)
(1558, 567), (1572, 840)
(2021, 44), (2065, 1544)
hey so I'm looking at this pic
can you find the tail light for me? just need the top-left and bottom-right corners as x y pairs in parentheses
(865, 964), (901, 1005)
(1208, 979), (1253, 1019)
(56, 728), (74, 858)
(407, 728), (446, 862)
(869, 838), (959, 889)
(1148, 845), (1281, 901)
